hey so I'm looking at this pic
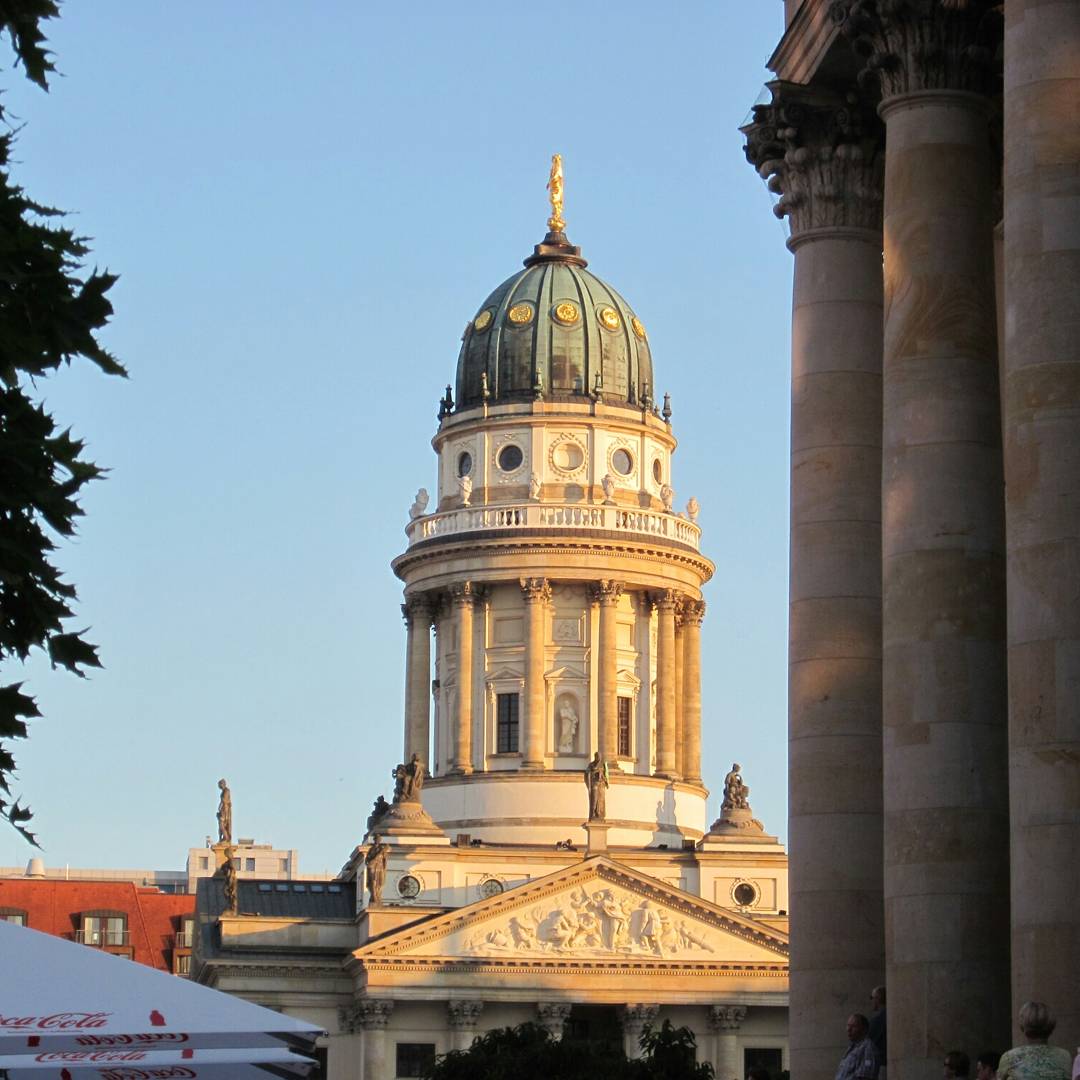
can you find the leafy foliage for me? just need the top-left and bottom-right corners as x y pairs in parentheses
(423, 1020), (714, 1080)
(0, 2), (124, 843)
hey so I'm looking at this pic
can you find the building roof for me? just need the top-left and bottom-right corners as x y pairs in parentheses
(453, 229), (655, 412)
(0, 879), (194, 971)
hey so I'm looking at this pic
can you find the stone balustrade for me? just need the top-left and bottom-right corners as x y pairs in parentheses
(406, 502), (702, 552)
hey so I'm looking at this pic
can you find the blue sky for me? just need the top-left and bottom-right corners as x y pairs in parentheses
(3, 2), (793, 875)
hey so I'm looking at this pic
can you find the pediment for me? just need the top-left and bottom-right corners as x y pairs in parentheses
(355, 857), (788, 966)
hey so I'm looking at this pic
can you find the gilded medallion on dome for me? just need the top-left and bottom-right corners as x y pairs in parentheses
(507, 303), (534, 326)
(553, 301), (580, 326)
(598, 305), (621, 331)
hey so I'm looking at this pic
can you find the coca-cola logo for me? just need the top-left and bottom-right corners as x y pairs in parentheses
(98, 1071), (197, 1080)
(76, 1033), (189, 1047)
(36, 1051), (148, 1063)
(0, 1011), (112, 1031)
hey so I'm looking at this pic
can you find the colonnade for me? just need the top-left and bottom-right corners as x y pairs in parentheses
(400, 579), (705, 782)
(746, 0), (1080, 1075)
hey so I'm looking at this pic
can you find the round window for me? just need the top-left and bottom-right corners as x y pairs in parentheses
(732, 882), (757, 907)
(478, 878), (504, 899)
(457, 451), (473, 478)
(551, 441), (584, 472)
(397, 875), (421, 900)
(652, 458), (663, 484)
(611, 448), (634, 476)
(497, 443), (524, 473)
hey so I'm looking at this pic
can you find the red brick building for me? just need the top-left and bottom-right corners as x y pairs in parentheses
(0, 879), (196, 975)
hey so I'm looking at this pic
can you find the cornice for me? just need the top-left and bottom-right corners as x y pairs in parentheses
(768, 0), (842, 83)
(353, 955), (789, 978)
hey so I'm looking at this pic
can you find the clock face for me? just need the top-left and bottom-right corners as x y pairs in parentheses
(397, 874), (421, 900)
(478, 878), (503, 899)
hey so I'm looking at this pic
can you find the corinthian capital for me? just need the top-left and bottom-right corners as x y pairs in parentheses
(742, 81), (884, 237)
(708, 1004), (747, 1032)
(401, 594), (434, 627)
(830, 0), (1002, 100)
(587, 580), (624, 605)
(450, 580), (482, 607)
(682, 599), (706, 627)
(519, 577), (552, 604)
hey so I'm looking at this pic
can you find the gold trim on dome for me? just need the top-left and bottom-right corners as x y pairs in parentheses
(553, 301), (579, 325)
(508, 303), (534, 326)
(631, 316), (647, 339)
(598, 306), (621, 331)
(473, 309), (493, 332)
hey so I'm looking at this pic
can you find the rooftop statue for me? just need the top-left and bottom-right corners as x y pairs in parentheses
(547, 152), (565, 233)
(216, 778), (232, 845)
(585, 752), (609, 821)
(365, 839), (388, 906)
(722, 763), (750, 811)
(393, 753), (426, 804)
(222, 844), (238, 915)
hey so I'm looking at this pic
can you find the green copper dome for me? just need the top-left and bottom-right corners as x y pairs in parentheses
(453, 230), (655, 411)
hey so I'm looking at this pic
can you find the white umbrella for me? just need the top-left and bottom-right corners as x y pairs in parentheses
(0, 921), (323, 1061)
(1, 1067), (302, 1080)
(0, 1047), (315, 1072)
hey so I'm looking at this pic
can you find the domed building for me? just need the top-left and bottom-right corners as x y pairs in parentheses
(195, 165), (790, 1080)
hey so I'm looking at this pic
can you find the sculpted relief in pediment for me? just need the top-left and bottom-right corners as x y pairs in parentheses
(460, 883), (716, 960)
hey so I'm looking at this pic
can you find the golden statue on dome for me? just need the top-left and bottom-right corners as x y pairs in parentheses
(546, 152), (566, 233)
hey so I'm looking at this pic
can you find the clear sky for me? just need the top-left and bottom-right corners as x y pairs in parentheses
(3, 2), (794, 876)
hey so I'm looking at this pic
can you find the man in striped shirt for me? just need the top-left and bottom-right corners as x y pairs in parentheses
(836, 1014), (882, 1080)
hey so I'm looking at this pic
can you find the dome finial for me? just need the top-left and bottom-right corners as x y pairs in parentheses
(546, 153), (566, 233)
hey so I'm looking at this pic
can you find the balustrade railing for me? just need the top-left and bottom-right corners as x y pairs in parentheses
(405, 502), (701, 552)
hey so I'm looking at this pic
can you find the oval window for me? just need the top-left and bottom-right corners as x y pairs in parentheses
(551, 441), (584, 472)
(652, 458), (662, 484)
(611, 448), (634, 476)
(732, 882), (757, 907)
(397, 875), (421, 900)
(457, 451), (473, 478)
(497, 443), (524, 473)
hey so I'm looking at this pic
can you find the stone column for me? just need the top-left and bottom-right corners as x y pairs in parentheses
(743, 83), (885, 1080)
(535, 1002), (571, 1041)
(674, 605), (686, 774)
(520, 578), (551, 770)
(654, 590), (679, 779)
(620, 1004), (659, 1060)
(449, 583), (477, 775)
(356, 999), (394, 1080)
(1003, 0), (1080, 1049)
(590, 580), (623, 760)
(708, 1005), (746, 1080)
(402, 596), (433, 766)
(681, 600), (705, 785)
(447, 1000), (483, 1052)
(833, 3), (1011, 1072)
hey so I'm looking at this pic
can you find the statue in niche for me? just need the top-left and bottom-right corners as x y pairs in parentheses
(458, 472), (473, 507)
(392, 753), (426, 803)
(557, 696), (579, 753)
(528, 472), (542, 501)
(409, 488), (429, 519)
(365, 839), (388, 906)
(585, 752), (609, 820)
(216, 778), (232, 845)
(722, 762), (751, 811)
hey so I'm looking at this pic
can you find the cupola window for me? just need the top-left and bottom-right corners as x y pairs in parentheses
(611, 448), (634, 476)
(652, 458), (663, 484)
(497, 443), (524, 473)
(457, 451), (473, 478)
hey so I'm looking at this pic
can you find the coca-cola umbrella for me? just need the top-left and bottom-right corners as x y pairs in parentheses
(0, 921), (323, 1064)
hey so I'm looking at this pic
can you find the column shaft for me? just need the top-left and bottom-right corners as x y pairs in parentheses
(708, 1006), (746, 1080)
(403, 597), (432, 765)
(681, 601), (704, 785)
(654, 591), (679, 779)
(674, 611), (685, 774)
(1003, 0), (1080, 1049)
(450, 584), (476, 774)
(592, 581), (623, 761)
(521, 578), (550, 769)
(880, 91), (1010, 1072)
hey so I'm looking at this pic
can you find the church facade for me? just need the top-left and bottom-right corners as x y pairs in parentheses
(193, 172), (791, 1079)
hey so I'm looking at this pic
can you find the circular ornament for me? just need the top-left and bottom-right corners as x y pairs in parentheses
(473, 309), (493, 332)
(598, 306), (621, 331)
(507, 303), (534, 326)
(478, 878), (504, 899)
(397, 875), (421, 900)
(497, 443), (524, 473)
(731, 881), (758, 907)
(631, 316), (647, 339)
(550, 438), (585, 474)
(611, 448), (634, 476)
(553, 301), (580, 325)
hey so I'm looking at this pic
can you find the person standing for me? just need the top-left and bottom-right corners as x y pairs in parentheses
(998, 1003), (1071, 1080)
(976, 1050), (1001, 1080)
(836, 1014), (881, 1080)
(869, 986), (887, 1062)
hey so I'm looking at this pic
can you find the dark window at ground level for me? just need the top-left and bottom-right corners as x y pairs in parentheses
(396, 1042), (435, 1078)
(745, 1047), (783, 1079)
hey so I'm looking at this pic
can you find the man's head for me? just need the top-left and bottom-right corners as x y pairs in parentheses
(870, 986), (886, 1012)
(944, 1051), (970, 1078)
(846, 1014), (869, 1043)
(975, 1051), (1000, 1080)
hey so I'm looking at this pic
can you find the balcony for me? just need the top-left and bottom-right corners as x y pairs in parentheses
(405, 502), (702, 553)
(174, 930), (193, 948)
(75, 928), (129, 946)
